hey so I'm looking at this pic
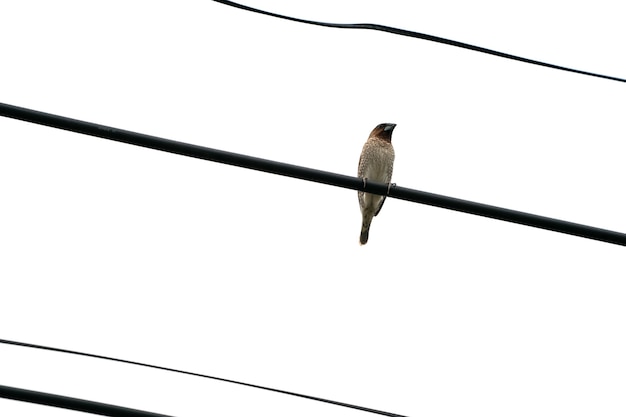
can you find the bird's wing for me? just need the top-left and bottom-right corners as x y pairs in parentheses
(374, 195), (386, 216)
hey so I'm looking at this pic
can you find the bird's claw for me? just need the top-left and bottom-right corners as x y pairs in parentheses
(387, 182), (396, 195)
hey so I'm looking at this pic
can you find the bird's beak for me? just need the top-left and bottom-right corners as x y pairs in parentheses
(384, 124), (397, 132)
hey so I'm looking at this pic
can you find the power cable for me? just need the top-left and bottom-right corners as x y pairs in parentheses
(1, 102), (625, 246)
(0, 338), (407, 417)
(211, 0), (626, 83)
(0, 384), (174, 417)
(1, 102), (624, 246)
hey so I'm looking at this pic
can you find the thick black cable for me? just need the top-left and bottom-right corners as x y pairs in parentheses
(211, 0), (626, 83)
(0, 339), (407, 417)
(0, 384), (174, 417)
(1, 102), (625, 246)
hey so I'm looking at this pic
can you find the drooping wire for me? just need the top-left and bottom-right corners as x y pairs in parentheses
(0, 339), (408, 417)
(1, 102), (625, 246)
(0, 384), (174, 417)
(211, 0), (626, 83)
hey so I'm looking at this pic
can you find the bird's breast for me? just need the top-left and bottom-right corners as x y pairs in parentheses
(359, 144), (395, 183)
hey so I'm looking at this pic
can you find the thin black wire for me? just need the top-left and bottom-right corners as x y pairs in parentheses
(0, 339), (408, 417)
(0, 384), (175, 417)
(211, 0), (626, 84)
(1, 102), (625, 246)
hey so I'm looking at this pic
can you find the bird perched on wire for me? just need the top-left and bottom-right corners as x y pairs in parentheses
(357, 123), (396, 245)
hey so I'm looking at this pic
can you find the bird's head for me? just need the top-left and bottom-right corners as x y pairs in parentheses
(371, 123), (397, 142)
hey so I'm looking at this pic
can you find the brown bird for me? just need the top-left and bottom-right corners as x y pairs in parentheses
(357, 123), (396, 245)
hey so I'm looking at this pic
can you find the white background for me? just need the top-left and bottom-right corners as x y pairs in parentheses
(1, 1), (625, 416)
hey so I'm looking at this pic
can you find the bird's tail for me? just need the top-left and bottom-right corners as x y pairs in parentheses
(360, 215), (373, 245)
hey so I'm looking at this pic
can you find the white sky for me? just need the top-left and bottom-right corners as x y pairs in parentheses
(1, 1), (625, 416)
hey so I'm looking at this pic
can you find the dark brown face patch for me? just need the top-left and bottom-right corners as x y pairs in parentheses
(370, 123), (395, 143)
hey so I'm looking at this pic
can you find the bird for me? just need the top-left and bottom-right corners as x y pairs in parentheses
(357, 123), (396, 245)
